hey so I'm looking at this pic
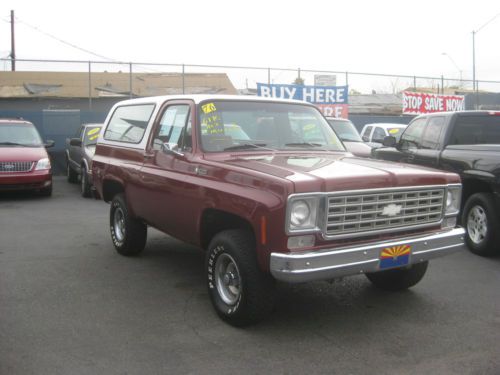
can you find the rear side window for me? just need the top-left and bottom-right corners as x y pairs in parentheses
(450, 115), (500, 145)
(421, 117), (444, 149)
(361, 126), (373, 142)
(104, 104), (155, 143)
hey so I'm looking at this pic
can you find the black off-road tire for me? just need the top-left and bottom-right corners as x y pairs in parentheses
(110, 194), (147, 256)
(463, 193), (500, 256)
(206, 229), (276, 327)
(80, 165), (92, 198)
(67, 160), (78, 183)
(365, 261), (428, 291)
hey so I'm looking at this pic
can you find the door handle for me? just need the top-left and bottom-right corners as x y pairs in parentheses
(143, 153), (154, 160)
(407, 154), (415, 161)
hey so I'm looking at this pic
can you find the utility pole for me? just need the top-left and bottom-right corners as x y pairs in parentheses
(10, 10), (16, 71)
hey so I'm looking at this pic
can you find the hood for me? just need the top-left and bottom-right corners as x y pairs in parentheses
(206, 152), (459, 194)
(343, 141), (372, 157)
(0, 146), (49, 162)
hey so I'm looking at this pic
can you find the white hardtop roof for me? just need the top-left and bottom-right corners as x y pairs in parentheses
(363, 123), (408, 128)
(112, 94), (310, 106)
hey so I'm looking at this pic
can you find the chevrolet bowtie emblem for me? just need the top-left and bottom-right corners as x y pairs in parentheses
(381, 203), (402, 217)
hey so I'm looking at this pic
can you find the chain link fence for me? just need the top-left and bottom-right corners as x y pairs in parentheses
(2, 58), (500, 105)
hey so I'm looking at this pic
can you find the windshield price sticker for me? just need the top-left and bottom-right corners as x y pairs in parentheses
(202, 103), (217, 114)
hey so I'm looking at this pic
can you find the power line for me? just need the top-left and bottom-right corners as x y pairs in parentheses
(14, 16), (119, 62)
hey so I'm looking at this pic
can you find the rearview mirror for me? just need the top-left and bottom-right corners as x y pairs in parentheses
(382, 136), (397, 147)
(161, 142), (184, 157)
(45, 140), (55, 148)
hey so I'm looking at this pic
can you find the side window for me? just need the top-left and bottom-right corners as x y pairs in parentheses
(400, 118), (427, 149)
(152, 105), (191, 151)
(104, 104), (155, 143)
(421, 117), (444, 149)
(372, 127), (386, 143)
(362, 126), (373, 142)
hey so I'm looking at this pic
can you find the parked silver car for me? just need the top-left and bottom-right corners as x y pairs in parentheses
(326, 117), (372, 157)
(65, 123), (102, 197)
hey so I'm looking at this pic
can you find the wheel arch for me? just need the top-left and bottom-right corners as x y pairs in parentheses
(199, 208), (255, 250)
(461, 178), (493, 209)
(102, 178), (125, 203)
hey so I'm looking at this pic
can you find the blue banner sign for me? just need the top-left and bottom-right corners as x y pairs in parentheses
(257, 83), (348, 104)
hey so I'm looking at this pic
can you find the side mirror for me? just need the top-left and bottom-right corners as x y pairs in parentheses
(382, 136), (397, 147)
(45, 140), (55, 148)
(69, 138), (82, 147)
(161, 142), (184, 157)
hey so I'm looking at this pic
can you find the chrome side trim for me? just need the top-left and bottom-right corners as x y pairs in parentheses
(270, 227), (465, 283)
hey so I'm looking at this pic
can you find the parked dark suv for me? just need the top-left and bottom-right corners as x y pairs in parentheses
(373, 111), (500, 256)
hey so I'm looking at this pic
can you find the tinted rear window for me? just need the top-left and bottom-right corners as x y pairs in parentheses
(450, 115), (500, 145)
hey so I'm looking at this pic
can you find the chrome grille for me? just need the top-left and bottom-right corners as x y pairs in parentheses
(326, 187), (445, 237)
(0, 161), (34, 173)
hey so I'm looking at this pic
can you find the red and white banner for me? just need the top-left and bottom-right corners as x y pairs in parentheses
(402, 91), (465, 114)
(315, 104), (349, 118)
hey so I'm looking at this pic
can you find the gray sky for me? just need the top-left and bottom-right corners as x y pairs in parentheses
(1, 0), (499, 93)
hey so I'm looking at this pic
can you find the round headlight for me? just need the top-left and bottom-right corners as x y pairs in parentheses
(291, 200), (310, 226)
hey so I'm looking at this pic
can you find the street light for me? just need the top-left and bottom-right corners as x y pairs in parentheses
(472, 12), (500, 107)
(441, 52), (462, 87)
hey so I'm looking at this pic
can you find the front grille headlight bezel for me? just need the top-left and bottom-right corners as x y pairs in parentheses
(445, 184), (462, 217)
(286, 195), (322, 234)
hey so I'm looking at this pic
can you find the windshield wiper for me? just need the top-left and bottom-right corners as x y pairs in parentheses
(224, 143), (273, 151)
(284, 142), (323, 147)
(0, 142), (28, 147)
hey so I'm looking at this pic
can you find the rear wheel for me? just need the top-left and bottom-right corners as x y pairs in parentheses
(206, 229), (275, 326)
(463, 193), (499, 256)
(365, 261), (428, 291)
(80, 165), (91, 198)
(110, 194), (147, 256)
(67, 160), (78, 183)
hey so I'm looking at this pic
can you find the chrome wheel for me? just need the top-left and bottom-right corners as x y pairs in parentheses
(467, 205), (487, 245)
(113, 207), (126, 242)
(215, 253), (241, 306)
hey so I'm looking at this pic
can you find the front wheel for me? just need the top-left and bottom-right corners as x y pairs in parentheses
(463, 193), (499, 256)
(110, 194), (147, 256)
(365, 261), (428, 291)
(206, 230), (275, 326)
(67, 160), (78, 183)
(80, 166), (92, 198)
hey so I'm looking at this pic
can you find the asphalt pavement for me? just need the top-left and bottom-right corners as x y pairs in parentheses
(1, 177), (500, 375)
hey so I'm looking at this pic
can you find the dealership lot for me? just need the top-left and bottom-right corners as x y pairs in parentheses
(1, 177), (500, 374)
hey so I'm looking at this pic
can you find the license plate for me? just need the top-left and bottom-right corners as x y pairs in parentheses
(379, 245), (411, 270)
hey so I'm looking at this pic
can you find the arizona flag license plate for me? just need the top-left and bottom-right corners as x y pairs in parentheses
(379, 245), (411, 270)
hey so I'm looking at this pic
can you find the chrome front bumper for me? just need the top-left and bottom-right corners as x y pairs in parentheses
(270, 227), (465, 283)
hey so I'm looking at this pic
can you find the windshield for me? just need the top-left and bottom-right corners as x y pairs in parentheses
(327, 119), (362, 142)
(0, 122), (43, 147)
(83, 126), (102, 146)
(198, 101), (344, 152)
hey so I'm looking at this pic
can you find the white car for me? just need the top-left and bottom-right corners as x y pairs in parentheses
(360, 123), (407, 148)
